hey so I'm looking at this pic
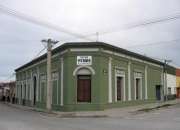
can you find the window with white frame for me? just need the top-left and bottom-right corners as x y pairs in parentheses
(134, 72), (143, 100)
(115, 69), (126, 102)
(40, 74), (46, 102)
(52, 71), (59, 105)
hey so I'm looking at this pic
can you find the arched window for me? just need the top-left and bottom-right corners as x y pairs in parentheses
(75, 67), (94, 102)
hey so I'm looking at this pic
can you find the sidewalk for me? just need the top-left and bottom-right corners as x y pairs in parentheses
(55, 99), (180, 118)
(5, 99), (180, 118)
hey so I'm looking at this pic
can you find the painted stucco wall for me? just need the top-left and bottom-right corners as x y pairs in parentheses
(15, 46), (164, 111)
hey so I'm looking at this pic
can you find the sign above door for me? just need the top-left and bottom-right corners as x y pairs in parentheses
(77, 56), (92, 65)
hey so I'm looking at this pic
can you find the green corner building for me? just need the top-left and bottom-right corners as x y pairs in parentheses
(15, 42), (165, 111)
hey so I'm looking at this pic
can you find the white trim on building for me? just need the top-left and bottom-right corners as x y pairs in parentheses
(128, 62), (131, 101)
(60, 57), (64, 106)
(145, 65), (148, 100)
(108, 57), (112, 103)
(134, 72), (143, 100)
(115, 69), (126, 102)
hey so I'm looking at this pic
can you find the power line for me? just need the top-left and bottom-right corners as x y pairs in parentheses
(60, 12), (180, 40)
(146, 55), (179, 67)
(98, 12), (180, 36)
(127, 38), (180, 48)
(33, 46), (47, 59)
(1, 4), (180, 43)
(0, 4), (93, 41)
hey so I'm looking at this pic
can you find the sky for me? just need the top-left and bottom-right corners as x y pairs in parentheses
(0, 0), (180, 81)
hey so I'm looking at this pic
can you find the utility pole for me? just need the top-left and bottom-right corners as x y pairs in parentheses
(163, 59), (172, 101)
(41, 38), (59, 111)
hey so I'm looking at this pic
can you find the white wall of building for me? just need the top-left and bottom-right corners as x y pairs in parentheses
(167, 74), (176, 95)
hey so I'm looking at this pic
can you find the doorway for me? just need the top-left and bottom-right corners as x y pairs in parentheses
(77, 75), (91, 102)
(135, 78), (140, 100)
(156, 85), (161, 100)
(33, 76), (37, 105)
(23, 84), (26, 105)
(117, 77), (123, 101)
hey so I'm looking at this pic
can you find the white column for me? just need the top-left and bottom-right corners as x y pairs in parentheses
(134, 78), (136, 100)
(60, 57), (64, 106)
(123, 77), (126, 101)
(30, 72), (32, 101)
(25, 72), (28, 101)
(145, 65), (148, 100)
(37, 68), (39, 102)
(108, 57), (112, 103)
(140, 78), (143, 100)
(19, 83), (21, 104)
(26, 81), (28, 100)
(128, 62), (131, 101)
(15, 82), (18, 98)
(22, 82), (24, 99)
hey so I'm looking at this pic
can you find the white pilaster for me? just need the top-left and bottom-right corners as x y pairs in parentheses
(128, 62), (131, 100)
(30, 72), (33, 101)
(60, 57), (64, 106)
(145, 65), (148, 100)
(37, 68), (39, 102)
(140, 79), (143, 100)
(108, 57), (112, 103)
(123, 77), (126, 101)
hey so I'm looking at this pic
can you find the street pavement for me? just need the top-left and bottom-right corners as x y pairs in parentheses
(0, 102), (180, 130)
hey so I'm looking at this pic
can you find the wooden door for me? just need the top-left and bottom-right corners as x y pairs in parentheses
(136, 79), (140, 100)
(117, 77), (122, 101)
(156, 85), (161, 100)
(77, 75), (91, 102)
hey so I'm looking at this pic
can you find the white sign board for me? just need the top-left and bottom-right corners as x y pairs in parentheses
(77, 56), (92, 65)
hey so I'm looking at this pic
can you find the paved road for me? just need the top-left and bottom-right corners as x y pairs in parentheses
(0, 103), (180, 130)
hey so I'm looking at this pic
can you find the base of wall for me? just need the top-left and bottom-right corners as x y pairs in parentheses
(15, 98), (158, 112)
(107, 99), (156, 109)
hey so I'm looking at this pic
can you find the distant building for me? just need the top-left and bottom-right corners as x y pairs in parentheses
(0, 82), (16, 102)
(176, 69), (180, 98)
(15, 42), (169, 111)
(166, 65), (176, 97)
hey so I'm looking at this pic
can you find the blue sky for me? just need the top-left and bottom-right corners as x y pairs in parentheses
(0, 0), (180, 81)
